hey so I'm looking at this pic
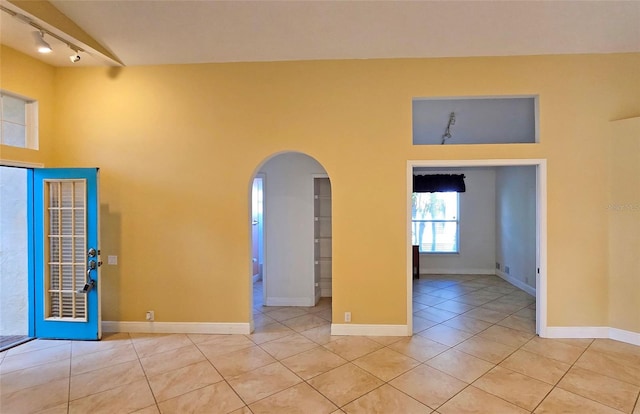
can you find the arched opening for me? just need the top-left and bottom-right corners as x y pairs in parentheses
(249, 152), (332, 333)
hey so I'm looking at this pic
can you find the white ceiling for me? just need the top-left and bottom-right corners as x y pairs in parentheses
(1, 0), (639, 67)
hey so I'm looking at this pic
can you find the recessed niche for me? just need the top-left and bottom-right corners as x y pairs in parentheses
(412, 96), (538, 145)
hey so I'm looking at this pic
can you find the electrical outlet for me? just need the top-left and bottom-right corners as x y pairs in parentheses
(505, 266), (510, 275)
(344, 312), (351, 322)
(146, 311), (154, 321)
(496, 262), (501, 270)
(107, 255), (118, 265)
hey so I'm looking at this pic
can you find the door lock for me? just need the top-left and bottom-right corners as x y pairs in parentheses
(88, 248), (101, 257)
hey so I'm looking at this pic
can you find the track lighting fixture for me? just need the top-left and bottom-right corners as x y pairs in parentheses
(69, 50), (81, 63)
(33, 30), (52, 54)
(2, 4), (124, 66)
(2, 5), (90, 62)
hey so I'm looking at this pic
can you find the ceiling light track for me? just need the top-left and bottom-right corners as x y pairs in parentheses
(1, 4), (85, 55)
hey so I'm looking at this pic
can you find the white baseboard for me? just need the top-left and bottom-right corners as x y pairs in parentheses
(544, 326), (609, 339)
(265, 296), (314, 307)
(420, 268), (495, 275)
(610, 328), (640, 346)
(101, 321), (640, 346)
(495, 270), (536, 296)
(102, 321), (251, 335)
(544, 326), (640, 346)
(331, 323), (410, 336)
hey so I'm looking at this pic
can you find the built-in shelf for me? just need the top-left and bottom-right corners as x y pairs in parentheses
(314, 177), (332, 298)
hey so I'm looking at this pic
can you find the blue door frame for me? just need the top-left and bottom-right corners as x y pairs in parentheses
(28, 168), (100, 340)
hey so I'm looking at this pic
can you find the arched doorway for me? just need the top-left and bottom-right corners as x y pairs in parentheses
(250, 152), (332, 320)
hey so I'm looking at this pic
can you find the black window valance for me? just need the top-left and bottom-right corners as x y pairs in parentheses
(413, 174), (466, 193)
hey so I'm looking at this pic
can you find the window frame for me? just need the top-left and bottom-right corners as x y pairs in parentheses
(411, 191), (460, 254)
(0, 90), (39, 150)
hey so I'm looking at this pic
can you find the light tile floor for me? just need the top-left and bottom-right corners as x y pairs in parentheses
(1, 275), (639, 413)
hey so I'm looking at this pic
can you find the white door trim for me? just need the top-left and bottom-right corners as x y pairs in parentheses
(407, 159), (547, 337)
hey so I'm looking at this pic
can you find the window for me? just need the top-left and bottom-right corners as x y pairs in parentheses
(412, 192), (459, 253)
(0, 91), (38, 149)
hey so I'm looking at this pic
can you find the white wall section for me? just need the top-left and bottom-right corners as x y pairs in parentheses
(495, 166), (537, 289)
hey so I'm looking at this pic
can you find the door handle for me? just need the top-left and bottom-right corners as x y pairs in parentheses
(78, 260), (98, 294)
(78, 279), (95, 294)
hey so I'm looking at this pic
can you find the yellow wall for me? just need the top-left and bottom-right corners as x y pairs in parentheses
(0, 46), (56, 165)
(2, 47), (639, 330)
(608, 117), (640, 332)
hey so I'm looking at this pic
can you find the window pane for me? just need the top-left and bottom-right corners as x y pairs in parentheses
(2, 95), (26, 124)
(412, 192), (458, 220)
(2, 122), (26, 147)
(412, 192), (459, 253)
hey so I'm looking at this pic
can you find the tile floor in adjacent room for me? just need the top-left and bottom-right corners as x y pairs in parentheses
(1, 274), (640, 413)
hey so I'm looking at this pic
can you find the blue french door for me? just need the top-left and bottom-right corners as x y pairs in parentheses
(30, 168), (101, 340)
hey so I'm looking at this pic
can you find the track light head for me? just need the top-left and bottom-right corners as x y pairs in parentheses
(69, 52), (81, 63)
(33, 30), (52, 54)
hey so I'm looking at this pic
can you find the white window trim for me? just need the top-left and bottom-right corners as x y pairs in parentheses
(25, 100), (39, 149)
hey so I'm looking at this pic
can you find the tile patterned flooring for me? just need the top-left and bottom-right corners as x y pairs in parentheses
(1, 274), (639, 413)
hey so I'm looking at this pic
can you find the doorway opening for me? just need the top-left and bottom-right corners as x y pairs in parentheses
(0, 166), (31, 350)
(251, 174), (265, 307)
(407, 159), (547, 337)
(250, 152), (332, 325)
